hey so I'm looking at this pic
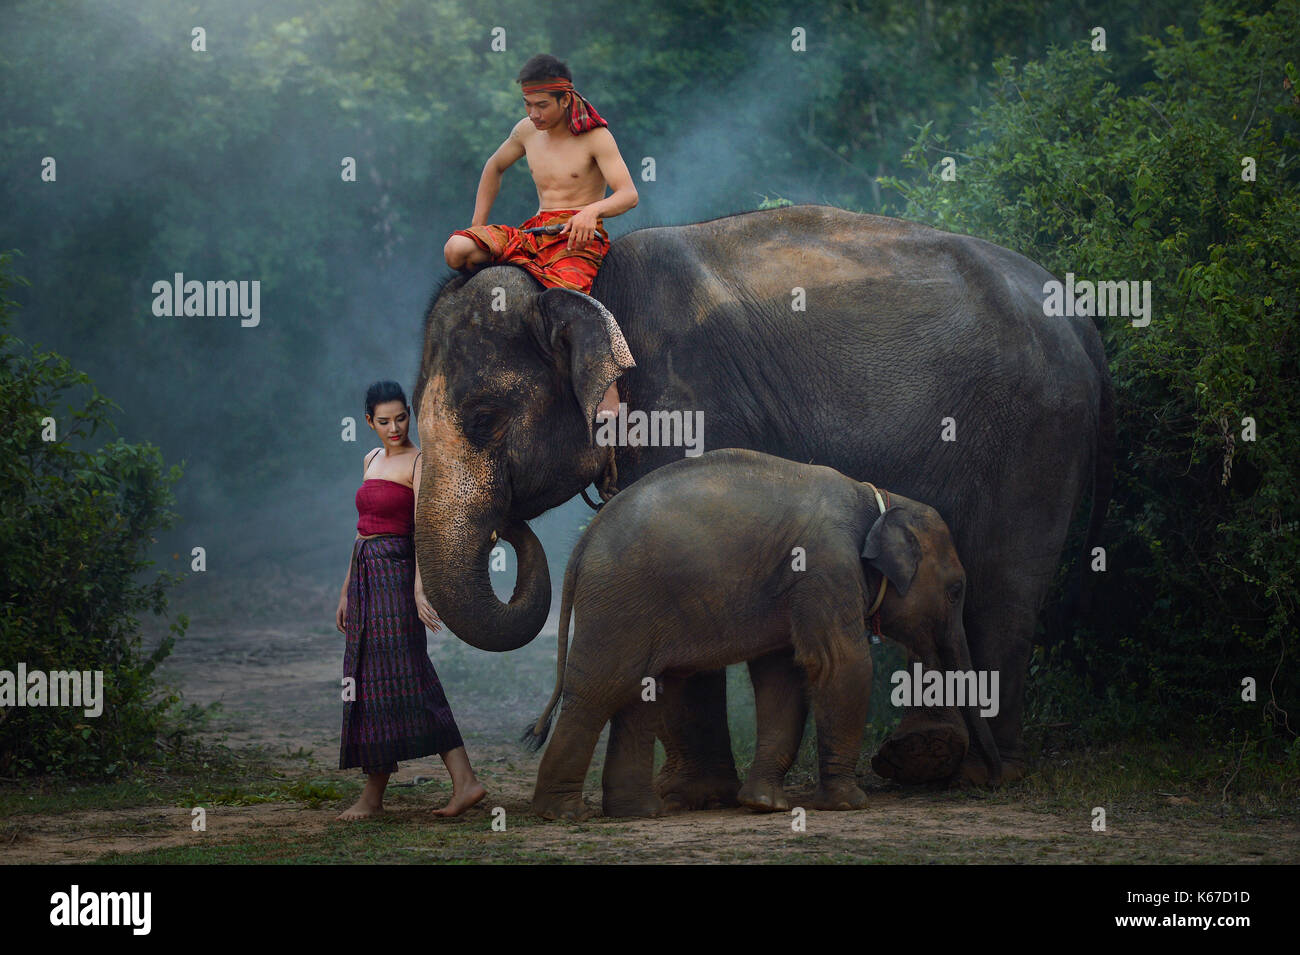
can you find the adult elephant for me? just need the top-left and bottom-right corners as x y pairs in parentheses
(412, 204), (1113, 802)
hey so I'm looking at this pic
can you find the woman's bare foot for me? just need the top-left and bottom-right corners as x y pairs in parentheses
(336, 796), (384, 820)
(336, 772), (390, 821)
(431, 781), (487, 817)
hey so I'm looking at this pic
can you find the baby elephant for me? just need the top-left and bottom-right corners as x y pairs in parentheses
(523, 448), (1001, 819)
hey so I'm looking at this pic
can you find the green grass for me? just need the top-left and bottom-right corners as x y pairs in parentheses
(95, 798), (562, 865)
(1006, 739), (1298, 820)
(0, 737), (295, 817)
(180, 777), (347, 809)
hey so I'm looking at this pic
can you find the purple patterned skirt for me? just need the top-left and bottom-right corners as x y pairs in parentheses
(339, 534), (464, 773)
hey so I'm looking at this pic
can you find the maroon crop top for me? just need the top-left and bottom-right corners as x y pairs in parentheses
(355, 450), (421, 537)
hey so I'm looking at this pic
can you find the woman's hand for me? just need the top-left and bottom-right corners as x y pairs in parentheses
(336, 591), (348, 633)
(415, 589), (443, 633)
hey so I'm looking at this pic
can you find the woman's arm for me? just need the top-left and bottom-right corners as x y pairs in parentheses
(337, 451), (377, 631)
(343, 452), (376, 593)
(341, 534), (361, 593)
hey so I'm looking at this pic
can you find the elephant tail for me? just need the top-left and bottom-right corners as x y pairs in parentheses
(520, 539), (580, 752)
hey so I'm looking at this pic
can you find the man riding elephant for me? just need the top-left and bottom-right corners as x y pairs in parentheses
(443, 53), (639, 427)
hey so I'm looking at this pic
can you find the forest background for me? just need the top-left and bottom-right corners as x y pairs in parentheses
(0, 0), (1295, 790)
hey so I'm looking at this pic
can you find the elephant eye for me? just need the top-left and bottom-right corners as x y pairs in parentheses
(947, 581), (964, 603)
(463, 402), (511, 446)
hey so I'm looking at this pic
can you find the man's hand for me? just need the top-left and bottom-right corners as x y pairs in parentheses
(562, 207), (601, 250)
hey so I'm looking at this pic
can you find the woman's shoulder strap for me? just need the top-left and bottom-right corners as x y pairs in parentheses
(411, 450), (423, 481)
(363, 447), (381, 476)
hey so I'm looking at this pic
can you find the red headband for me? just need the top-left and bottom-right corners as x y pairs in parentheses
(520, 78), (608, 135)
(521, 79), (575, 94)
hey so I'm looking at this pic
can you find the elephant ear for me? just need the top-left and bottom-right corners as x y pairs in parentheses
(536, 287), (636, 444)
(862, 506), (921, 598)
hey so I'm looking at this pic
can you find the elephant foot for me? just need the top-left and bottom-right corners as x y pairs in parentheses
(738, 777), (791, 813)
(533, 793), (592, 821)
(960, 750), (1026, 786)
(872, 719), (967, 784)
(811, 779), (868, 811)
(655, 770), (741, 812)
(602, 791), (664, 818)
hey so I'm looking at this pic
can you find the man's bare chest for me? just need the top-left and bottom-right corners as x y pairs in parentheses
(523, 140), (599, 186)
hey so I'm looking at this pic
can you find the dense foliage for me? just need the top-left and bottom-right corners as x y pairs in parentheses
(883, 0), (1299, 750)
(0, 253), (188, 776)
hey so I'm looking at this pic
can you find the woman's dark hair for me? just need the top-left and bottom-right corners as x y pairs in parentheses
(517, 54), (571, 88)
(365, 380), (408, 421)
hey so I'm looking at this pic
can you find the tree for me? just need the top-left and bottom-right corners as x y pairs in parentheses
(0, 251), (189, 776)
(883, 0), (1299, 742)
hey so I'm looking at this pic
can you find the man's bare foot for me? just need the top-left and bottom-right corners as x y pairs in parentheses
(336, 797), (384, 821)
(595, 382), (621, 422)
(431, 781), (487, 817)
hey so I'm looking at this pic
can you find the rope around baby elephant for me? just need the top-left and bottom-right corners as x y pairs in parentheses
(861, 481), (891, 628)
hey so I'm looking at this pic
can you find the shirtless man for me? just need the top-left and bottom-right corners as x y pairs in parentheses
(443, 54), (638, 423)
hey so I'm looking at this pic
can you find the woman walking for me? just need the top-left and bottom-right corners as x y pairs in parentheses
(335, 380), (486, 820)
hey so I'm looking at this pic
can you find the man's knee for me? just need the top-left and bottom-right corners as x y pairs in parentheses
(444, 235), (471, 269)
(445, 235), (491, 271)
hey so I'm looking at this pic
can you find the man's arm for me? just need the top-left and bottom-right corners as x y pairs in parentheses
(584, 128), (638, 219)
(470, 121), (529, 226)
(564, 128), (638, 249)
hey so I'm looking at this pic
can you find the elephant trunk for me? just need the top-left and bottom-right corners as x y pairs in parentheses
(416, 512), (552, 653)
(950, 622), (1003, 785)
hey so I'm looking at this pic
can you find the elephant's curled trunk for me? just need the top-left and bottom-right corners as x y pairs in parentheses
(419, 516), (551, 653)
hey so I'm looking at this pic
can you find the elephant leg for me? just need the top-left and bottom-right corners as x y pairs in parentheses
(959, 597), (1036, 784)
(780, 605), (873, 815)
(809, 642), (873, 811)
(872, 694), (970, 785)
(954, 477), (1086, 785)
(654, 670), (741, 811)
(602, 699), (663, 817)
(532, 697), (608, 820)
(738, 650), (808, 812)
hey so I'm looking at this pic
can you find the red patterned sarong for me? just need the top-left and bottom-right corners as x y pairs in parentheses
(452, 209), (609, 293)
(339, 534), (464, 774)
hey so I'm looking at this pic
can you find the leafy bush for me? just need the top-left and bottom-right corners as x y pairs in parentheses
(0, 251), (189, 776)
(882, 0), (1299, 742)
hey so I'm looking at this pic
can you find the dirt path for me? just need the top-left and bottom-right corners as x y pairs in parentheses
(4, 571), (1296, 864)
(8, 771), (1293, 864)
